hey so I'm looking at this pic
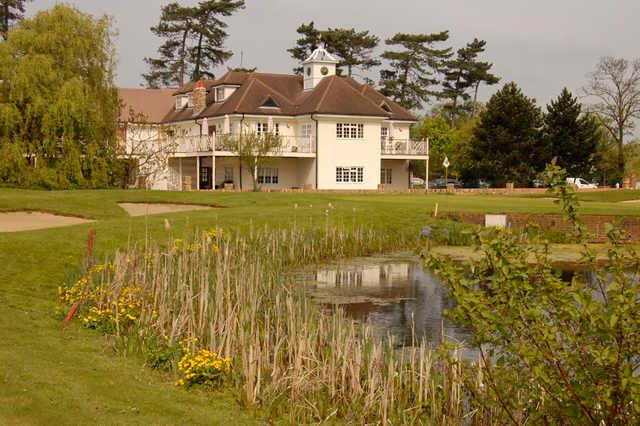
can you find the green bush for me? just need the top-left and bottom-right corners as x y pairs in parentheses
(427, 162), (640, 424)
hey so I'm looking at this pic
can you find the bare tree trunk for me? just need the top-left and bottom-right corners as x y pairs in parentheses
(617, 127), (625, 177)
(471, 82), (480, 118)
(178, 29), (189, 86)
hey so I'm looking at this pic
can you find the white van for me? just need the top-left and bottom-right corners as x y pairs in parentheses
(566, 177), (597, 189)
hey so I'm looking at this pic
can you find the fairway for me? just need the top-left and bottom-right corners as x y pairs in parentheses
(1, 188), (639, 423)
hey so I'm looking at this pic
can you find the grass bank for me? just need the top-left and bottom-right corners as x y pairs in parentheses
(1, 188), (638, 423)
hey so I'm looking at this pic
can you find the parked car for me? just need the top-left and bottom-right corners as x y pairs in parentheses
(410, 177), (425, 187)
(566, 177), (598, 189)
(429, 178), (462, 189)
(463, 179), (491, 189)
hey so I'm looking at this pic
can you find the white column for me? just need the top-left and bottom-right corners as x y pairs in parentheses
(179, 157), (183, 191)
(267, 116), (273, 132)
(425, 138), (430, 193)
(196, 156), (200, 191)
(212, 154), (216, 190)
(223, 114), (230, 134)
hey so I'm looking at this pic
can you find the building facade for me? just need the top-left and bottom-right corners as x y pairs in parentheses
(118, 43), (428, 191)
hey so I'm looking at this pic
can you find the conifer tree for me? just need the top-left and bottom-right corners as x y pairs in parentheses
(543, 88), (601, 177)
(287, 22), (380, 77)
(442, 38), (499, 125)
(143, 0), (244, 88)
(468, 82), (544, 186)
(378, 32), (452, 111)
(0, 0), (30, 40)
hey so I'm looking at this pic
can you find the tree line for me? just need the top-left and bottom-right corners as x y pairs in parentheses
(0, 2), (639, 188)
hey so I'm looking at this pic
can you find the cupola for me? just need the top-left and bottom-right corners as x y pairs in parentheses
(302, 35), (339, 91)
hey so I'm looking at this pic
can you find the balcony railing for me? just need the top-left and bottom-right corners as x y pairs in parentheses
(381, 138), (428, 155)
(168, 134), (316, 154)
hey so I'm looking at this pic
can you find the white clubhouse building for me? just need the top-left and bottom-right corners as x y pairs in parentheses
(118, 42), (428, 191)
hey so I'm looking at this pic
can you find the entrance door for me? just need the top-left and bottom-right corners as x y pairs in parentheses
(199, 166), (212, 190)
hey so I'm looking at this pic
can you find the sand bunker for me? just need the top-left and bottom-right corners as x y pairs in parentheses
(0, 211), (94, 233)
(621, 199), (640, 204)
(118, 202), (214, 217)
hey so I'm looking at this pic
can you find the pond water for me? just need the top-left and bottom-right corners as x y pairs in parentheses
(296, 254), (473, 349)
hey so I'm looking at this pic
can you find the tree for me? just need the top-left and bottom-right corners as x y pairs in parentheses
(442, 38), (499, 125)
(542, 88), (601, 177)
(143, 0), (244, 88)
(287, 22), (380, 77)
(0, 5), (119, 188)
(218, 132), (282, 191)
(0, 0), (30, 40)
(428, 163), (640, 424)
(583, 56), (640, 177)
(117, 108), (178, 188)
(468, 82), (543, 186)
(379, 32), (452, 111)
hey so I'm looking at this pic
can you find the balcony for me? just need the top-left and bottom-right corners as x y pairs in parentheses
(169, 134), (316, 155)
(381, 138), (428, 156)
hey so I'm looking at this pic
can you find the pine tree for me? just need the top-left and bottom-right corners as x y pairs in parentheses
(543, 88), (601, 177)
(442, 38), (499, 125)
(287, 22), (321, 75)
(468, 82), (544, 186)
(287, 23), (380, 77)
(0, 0), (30, 40)
(378, 32), (452, 111)
(143, 0), (244, 88)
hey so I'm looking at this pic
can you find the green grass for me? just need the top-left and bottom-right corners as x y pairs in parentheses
(1, 188), (639, 424)
(522, 189), (640, 203)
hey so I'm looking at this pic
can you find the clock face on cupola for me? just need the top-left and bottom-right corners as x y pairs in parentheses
(302, 35), (339, 91)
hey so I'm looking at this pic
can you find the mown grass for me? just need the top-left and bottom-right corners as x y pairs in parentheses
(1, 188), (639, 424)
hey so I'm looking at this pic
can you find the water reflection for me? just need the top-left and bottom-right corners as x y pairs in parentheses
(299, 256), (473, 348)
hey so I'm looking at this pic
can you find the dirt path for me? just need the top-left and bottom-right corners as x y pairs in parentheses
(0, 211), (94, 232)
(118, 202), (214, 217)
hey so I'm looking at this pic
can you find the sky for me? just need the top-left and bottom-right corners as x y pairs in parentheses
(26, 0), (640, 108)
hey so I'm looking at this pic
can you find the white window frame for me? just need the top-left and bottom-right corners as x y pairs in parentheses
(256, 122), (268, 135)
(216, 87), (225, 103)
(336, 123), (364, 139)
(257, 167), (279, 184)
(381, 168), (392, 185)
(301, 123), (313, 138)
(336, 166), (364, 183)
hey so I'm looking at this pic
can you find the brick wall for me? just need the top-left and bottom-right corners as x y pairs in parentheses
(442, 212), (640, 243)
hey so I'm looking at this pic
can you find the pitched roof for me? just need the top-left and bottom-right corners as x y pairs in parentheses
(121, 71), (417, 124)
(118, 88), (176, 123)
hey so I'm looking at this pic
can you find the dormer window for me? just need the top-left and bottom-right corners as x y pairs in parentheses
(175, 95), (189, 110)
(260, 96), (279, 108)
(380, 102), (392, 113)
(216, 87), (225, 103)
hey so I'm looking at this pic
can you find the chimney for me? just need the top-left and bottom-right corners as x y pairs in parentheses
(193, 79), (207, 114)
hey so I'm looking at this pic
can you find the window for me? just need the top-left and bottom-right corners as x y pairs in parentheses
(336, 167), (364, 183)
(336, 123), (364, 139)
(301, 123), (313, 138)
(381, 127), (389, 140)
(257, 167), (279, 184)
(381, 168), (392, 184)
(216, 87), (225, 102)
(208, 125), (217, 136)
(223, 166), (234, 182)
(175, 95), (189, 110)
(257, 122), (268, 135)
(274, 123), (280, 136)
(261, 97), (279, 108)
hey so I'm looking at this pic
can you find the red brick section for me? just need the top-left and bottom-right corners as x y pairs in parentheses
(442, 212), (640, 243)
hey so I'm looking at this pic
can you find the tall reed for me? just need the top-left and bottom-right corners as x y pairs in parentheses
(84, 224), (493, 424)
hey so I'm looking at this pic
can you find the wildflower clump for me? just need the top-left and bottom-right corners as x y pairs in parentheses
(57, 263), (148, 334)
(176, 345), (232, 388)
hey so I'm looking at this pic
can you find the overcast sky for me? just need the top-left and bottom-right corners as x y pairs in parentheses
(26, 0), (640, 108)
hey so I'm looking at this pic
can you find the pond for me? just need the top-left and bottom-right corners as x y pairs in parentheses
(295, 254), (473, 349)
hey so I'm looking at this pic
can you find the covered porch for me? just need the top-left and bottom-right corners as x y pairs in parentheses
(167, 155), (316, 191)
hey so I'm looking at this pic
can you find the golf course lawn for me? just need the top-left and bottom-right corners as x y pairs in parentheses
(1, 188), (638, 424)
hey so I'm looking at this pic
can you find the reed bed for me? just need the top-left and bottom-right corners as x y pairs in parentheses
(73, 224), (496, 424)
